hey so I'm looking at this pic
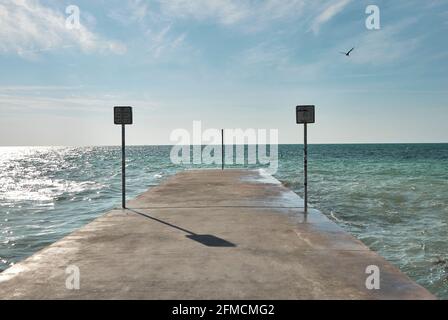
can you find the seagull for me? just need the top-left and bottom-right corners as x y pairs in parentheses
(340, 47), (355, 57)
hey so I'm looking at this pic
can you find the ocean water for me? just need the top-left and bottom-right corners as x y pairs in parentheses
(0, 144), (447, 298)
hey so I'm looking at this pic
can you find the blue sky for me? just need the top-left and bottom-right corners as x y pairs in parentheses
(0, 0), (447, 145)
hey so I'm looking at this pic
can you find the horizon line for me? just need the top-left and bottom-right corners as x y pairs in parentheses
(1, 142), (448, 148)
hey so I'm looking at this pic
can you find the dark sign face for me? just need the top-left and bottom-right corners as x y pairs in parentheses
(114, 106), (133, 125)
(296, 105), (315, 124)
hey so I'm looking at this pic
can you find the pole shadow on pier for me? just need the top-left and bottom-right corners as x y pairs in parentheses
(128, 209), (236, 248)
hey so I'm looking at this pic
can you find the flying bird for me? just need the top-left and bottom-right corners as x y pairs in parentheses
(340, 47), (355, 57)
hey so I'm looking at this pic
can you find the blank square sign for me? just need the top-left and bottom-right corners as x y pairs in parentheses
(114, 106), (133, 125)
(296, 105), (315, 124)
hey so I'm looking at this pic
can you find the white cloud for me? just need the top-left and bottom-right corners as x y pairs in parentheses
(129, 0), (149, 21)
(0, 85), (83, 92)
(348, 19), (421, 65)
(156, 0), (355, 34)
(0, 90), (158, 114)
(146, 25), (187, 59)
(157, 0), (308, 28)
(0, 0), (126, 58)
(238, 42), (291, 68)
(108, 0), (149, 25)
(158, 0), (249, 25)
(311, 0), (352, 34)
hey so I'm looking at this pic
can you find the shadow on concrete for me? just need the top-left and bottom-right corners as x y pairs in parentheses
(128, 209), (236, 248)
(185, 234), (235, 247)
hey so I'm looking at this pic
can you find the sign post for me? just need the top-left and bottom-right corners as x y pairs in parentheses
(114, 106), (133, 209)
(296, 105), (315, 214)
(221, 129), (225, 171)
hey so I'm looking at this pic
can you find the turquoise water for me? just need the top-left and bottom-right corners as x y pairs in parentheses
(0, 144), (447, 298)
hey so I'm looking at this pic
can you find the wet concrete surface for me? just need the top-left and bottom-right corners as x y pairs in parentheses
(0, 170), (435, 299)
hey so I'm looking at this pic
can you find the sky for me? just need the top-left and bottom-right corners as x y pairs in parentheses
(0, 0), (447, 146)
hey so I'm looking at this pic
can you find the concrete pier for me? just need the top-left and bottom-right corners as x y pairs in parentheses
(0, 170), (435, 299)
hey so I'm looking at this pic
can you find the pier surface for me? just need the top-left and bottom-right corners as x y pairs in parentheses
(0, 170), (434, 299)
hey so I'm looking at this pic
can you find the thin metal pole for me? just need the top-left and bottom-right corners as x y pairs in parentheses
(304, 123), (308, 214)
(122, 124), (126, 209)
(221, 129), (225, 170)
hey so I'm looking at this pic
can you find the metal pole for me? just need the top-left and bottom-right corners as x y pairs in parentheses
(304, 123), (308, 214)
(122, 124), (126, 209)
(222, 129), (224, 170)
